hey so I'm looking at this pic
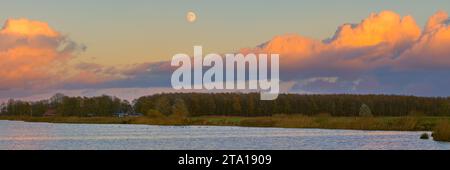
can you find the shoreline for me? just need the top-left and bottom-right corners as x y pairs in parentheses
(1, 115), (449, 131)
(2, 115), (449, 142)
(0, 117), (436, 133)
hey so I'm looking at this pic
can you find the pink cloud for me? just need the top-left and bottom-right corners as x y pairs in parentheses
(396, 11), (450, 69)
(0, 18), (73, 90)
(0, 19), (59, 37)
(249, 11), (450, 71)
(0, 18), (116, 91)
(238, 11), (450, 95)
(330, 11), (420, 48)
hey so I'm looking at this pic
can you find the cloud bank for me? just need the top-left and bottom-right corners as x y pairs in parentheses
(241, 11), (450, 96)
(0, 18), (91, 91)
(0, 18), (123, 99)
(2, 11), (450, 101)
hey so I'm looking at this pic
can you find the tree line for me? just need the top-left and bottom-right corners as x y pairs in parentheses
(134, 93), (450, 117)
(0, 93), (132, 117)
(1, 93), (450, 117)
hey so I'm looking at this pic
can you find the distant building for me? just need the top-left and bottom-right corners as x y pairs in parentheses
(43, 109), (57, 117)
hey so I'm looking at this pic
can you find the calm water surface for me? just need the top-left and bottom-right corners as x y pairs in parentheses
(0, 120), (449, 150)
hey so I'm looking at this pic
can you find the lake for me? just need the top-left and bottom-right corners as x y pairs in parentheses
(0, 120), (449, 150)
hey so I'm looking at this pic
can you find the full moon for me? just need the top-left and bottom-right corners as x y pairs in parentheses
(186, 11), (197, 23)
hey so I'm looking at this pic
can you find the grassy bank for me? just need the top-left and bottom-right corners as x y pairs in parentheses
(432, 121), (450, 142)
(2, 115), (450, 131)
(194, 115), (450, 131)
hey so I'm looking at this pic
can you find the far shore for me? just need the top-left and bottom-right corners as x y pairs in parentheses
(0, 115), (448, 131)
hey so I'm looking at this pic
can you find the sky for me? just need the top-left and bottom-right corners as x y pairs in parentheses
(1, 0), (450, 101)
(2, 0), (450, 64)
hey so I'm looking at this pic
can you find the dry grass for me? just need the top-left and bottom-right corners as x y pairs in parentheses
(258, 115), (429, 131)
(432, 121), (450, 142)
(1, 115), (449, 132)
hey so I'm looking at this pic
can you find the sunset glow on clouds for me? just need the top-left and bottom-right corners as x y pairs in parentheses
(251, 11), (442, 69)
(2, 10), (450, 101)
(0, 18), (76, 90)
(0, 18), (118, 98)
(243, 11), (450, 95)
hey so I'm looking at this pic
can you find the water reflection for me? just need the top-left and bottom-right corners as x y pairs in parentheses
(0, 120), (449, 150)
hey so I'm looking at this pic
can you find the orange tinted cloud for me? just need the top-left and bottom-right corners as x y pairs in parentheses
(0, 18), (59, 37)
(330, 11), (421, 48)
(241, 11), (450, 95)
(0, 16), (172, 94)
(396, 11), (450, 69)
(0, 18), (83, 90)
(252, 11), (450, 70)
(261, 34), (323, 57)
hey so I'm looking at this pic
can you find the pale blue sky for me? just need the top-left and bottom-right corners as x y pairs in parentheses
(1, 0), (449, 65)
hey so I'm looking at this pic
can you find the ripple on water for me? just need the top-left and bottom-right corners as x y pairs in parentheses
(0, 120), (449, 150)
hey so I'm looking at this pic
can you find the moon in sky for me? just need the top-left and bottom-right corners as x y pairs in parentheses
(186, 11), (197, 23)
